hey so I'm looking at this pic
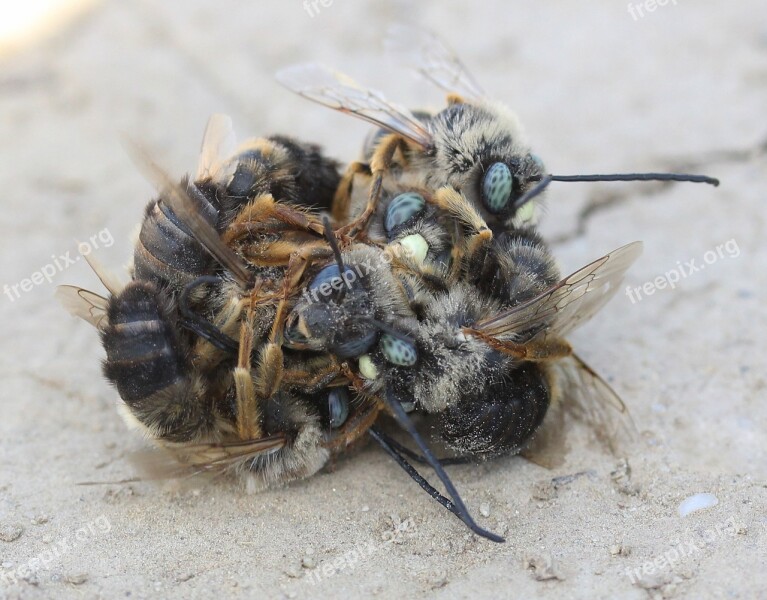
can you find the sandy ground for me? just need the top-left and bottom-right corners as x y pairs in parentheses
(0, 1), (765, 598)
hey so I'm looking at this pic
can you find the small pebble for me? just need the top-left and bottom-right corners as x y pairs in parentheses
(523, 553), (564, 581)
(284, 564), (303, 579)
(678, 493), (718, 517)
(65, 572), (88, 585)
(479, 502), (491, 518)
(0, 523), (24, 542)
(301, 556), (316, 569)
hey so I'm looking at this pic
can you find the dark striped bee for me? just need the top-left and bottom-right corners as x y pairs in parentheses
(277, 24), (719, 241)
(57, 115), (388, 491)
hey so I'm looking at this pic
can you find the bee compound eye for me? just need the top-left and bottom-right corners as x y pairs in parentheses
(384, 192), (426, 235)
(379, 333), (418, 366)
(310, 264), (344, 290)
(481, 162), (513, 213)
(334, 330), (377, 358)
(327, 388), (350, 428)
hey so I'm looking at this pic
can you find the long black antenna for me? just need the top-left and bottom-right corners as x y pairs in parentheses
(322, 216), (347, 304)
(370, 427), (460, 511)
(515, 171), (720, 212)
(370, 428), (472, 466)
(380, 390), (504, 543)
(549, 173), (720, 185)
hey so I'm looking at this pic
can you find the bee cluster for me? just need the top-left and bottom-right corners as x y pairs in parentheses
(59, 26), (717, 542)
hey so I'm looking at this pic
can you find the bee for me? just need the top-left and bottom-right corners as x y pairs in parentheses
(277, 24), (719, 241)
(57, 115), (389, 491)
(283, 201), (643, 539)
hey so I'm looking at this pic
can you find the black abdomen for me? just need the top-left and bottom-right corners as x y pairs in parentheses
(438, 362), (550, 458)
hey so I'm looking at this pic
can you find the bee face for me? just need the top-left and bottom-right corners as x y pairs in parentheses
(284, 263), (378, 358)
(421, 101), (547, 225)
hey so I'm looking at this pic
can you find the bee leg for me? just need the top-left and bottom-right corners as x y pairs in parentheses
(234, 305), (262, 440)
(103, 281), (215, 442)
(282, 357), (344, 393)
(194, 295), (245, 369)
(338, 134), (410, 238)
(430, 187), (493, 281)
(331, 161), (372, 225)
(223, 194), (325, 244)
(323, 398), (381, 453)
(465, 329), (572, 360)
(254, 245), (320, 400)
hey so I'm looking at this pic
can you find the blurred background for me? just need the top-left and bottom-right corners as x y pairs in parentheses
(0, 1), (764, 598)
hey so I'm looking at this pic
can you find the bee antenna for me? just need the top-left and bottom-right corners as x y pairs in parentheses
(357, 317), (415, 346)
(178, 276), (239, 353)
(548, 172), (720, 186)
(518, 171), (720, 212)
(376, 390), (505, 543)
(369, 428), (472, 466)
(322, 216), (347, 304)
(512, 175), (553, 212)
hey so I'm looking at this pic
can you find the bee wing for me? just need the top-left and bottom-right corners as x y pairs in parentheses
(195, 113), (238, 183)
(276, 63), (433, 148)
(521, 354), (636, 467)
(125, 140), (252, 287)
(474, 241), (643, 343)
(81, 252), (124, 296)
(56, 285), (110, 330)
(385, 24), (486, 101)
(130, 435), (288, 481)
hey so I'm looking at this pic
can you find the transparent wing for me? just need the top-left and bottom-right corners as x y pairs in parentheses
(551, 354), (636, 454)
(142, 435), (288, 479)
(81, 252), (124, 296)
(522, 354), (636, 466)
(385, 24), (486, 101)
(195, 113), (238, 183)
(276, 63), (433, 148)
(79, 435), (288, 487)
(56, 285), (110, 330)
(474, 241), (643, 342)
(125, 140), (253, 287)
(126, 436), (288, 484)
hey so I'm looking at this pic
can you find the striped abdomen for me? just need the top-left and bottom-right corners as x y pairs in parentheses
(133, 181), (220, 292)
(102, 281), (214, 442)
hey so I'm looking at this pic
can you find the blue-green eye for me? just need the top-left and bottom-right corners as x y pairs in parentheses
(380, 333), (417, 366)
(384, 192), (425, 234)
(327, 388), (349, 428)
(481, 162), (513, 213)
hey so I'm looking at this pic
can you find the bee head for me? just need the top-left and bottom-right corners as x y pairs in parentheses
(284, 263), (378, 358)
(478, 153), (546, 223)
